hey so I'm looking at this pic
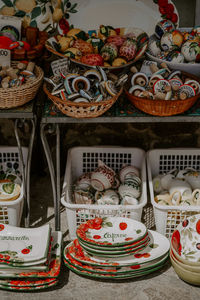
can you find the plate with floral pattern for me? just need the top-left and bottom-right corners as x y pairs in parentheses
(64, 247), (169, 275)
(64, 259), (165, 280)
(0, 279), (58, 291)
(0, 230), (62, 278)
(66, 230), (170, 267)
(0, 223), (51, 263)
(0, 277), (56, 287)
(76, 217), (147, 247)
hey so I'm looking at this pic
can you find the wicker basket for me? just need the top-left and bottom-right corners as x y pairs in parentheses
(0, 62), (44, 109)
(43, 83), (122, 118)
(125, 71), (200, 116)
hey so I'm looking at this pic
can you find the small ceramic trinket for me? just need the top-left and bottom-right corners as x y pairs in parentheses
(64, 74), (78, 95)
(73, 98), (90, 103)
(100, 43), (118, 62)
(155, 19), (176, 39)
(185, 79), (200, 93)
(181, 40), (200, 62)
(153, 79), (171, 94)
(64, 48), (82, 60)
(166, 50), (185, 63)
(105, 80), (118, 96)
(131, 72), (148, 87)
(178, 84), (196, 100)
(128, 85), (145, 96)
(169, 78), (183, 89)
(72, 76), (90, 92)
(73, 39), (94, 55)
(83, 69), (102, 81)
(106, 35), (125, 47)
(138, 91), (154, 99)
(112, 58), (127, 67)
(119, 38), (137, 61)
(148, 74), (164, 88)
(167, 70), (181, 80)
(81, 54), (104, 66)
(148, 35), (161, 57)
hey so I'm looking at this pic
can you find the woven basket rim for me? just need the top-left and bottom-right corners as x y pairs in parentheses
(43, 82), (123, 107)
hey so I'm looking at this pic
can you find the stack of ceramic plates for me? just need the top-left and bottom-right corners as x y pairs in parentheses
(0, 223), (62, 291)
(170, 214), (200, 286)
(64, 217), (170, 280)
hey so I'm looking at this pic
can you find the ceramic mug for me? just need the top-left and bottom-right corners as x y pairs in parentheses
(91, 160), (117, 191)
(118, 182), (141, 200)
(95, 189), (119, 205)
(73, 188), (94, 204)
(119, 165), (140, 183)
(76, 172), (91, 190)
(168, 179), (192, 200)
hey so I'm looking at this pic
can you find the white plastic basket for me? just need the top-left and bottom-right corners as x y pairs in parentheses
(61, 146), (147, 240)
(0, 146), (28, 226)
(147, 148), (200, 239)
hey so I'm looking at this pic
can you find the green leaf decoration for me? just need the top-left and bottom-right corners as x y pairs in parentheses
(27, 245), (33, 250)
(136, 229), (141, 234)
(6, 174), (16, 182)
(52, 243), (59, 250)
(14, 10), (26, 17)
(149, 243), (159, 249)
(64, 0), (69, 5)
(61, 1), (64, 13)
(188, 230), (193, 241)
(30, 20), (37, 28)
(1, 0), (13, 7)
(0, 173), (6, 180)
(31, 6), (42, 19)
(105, 222), (113, 227)
(2, 183), (15, 194)
(71, 9), (77, 13)
(186, 251), (196, 255)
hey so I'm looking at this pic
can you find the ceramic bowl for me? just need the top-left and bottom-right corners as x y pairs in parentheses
(170, 252), (200, 286)
(146, 51), (200, 76)
(170, 248), (200, 273)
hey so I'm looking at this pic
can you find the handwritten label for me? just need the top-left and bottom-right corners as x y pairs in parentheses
(51, 58), (69, 76)
(0, 49), (11, 67)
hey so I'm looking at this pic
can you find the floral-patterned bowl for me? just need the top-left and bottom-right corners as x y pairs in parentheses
(170, 248), (200, 273)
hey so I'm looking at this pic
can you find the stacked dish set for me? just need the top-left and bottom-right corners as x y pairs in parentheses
(170, 214), (200, 286)
(63, 217), (170, 280)
(0, 223), (62, 291)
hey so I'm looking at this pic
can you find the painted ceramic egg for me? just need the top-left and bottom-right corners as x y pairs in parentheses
(155, 19), (175, 39)
(148, 35), (161, 56)
(73, 39), (94, 55)
(166, 50), (185, 63)
(81, 54), (104, 66)
(112, 57), (127, 67)
(119, 38), (137, 61)
(100, 43), (118, 62)
(181, 40), (200, 62)
(106, 35), (125, 47)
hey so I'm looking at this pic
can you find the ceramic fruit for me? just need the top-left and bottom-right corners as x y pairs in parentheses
(100, 43), (118, 62)
(119, 39), (137, 61)
(64, 47), (82, 60)
(112, 58), (127, 67)
(73, 39), (94, 55)
(81, 54), (104, 66)
(181, 40), (200, 62)
(106, 35), (125, 47)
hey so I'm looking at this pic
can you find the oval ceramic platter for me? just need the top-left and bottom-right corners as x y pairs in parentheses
(64, 259), (165, 280)
(0, 223), (51, 263)
(64, 248), (169, 275)
(66, 230), (169, 267)
(67, 0), (179, 36)
(76, 217), (147, 247)
(0, 231), (62, 279)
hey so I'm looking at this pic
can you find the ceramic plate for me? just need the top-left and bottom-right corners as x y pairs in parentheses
(64, 259), (165, 280)
(64, 247), (169, 275)
(77, 232), (149, 251)
(67, 0), (178, 36)
(0, 277), (56, 287)
(76, 217), (147, 247)
(0, 231), (62, 278)
(0, 279), (58, 291)
(79, 239), (149, 258)
(0, 223), (51, 263)
(66, 230), (170, 267)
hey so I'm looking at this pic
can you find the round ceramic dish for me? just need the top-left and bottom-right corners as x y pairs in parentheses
(170, 249), (200, 273)
(64, 259), (165, 280)
(146, 51), (200, 77)
(65, 230), (170, 267)
(0, 278), (56, 288)
(0, 280), (58, 291)
(76, 217), (147, 247)
(170, 253), (200, 286)
(64, 249), (169, 275)
(77, 232), (150, 251)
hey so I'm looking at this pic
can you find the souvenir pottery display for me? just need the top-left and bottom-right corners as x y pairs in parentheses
(152, 167), (200, 207)
(63, 217), (170, 280)
(43, 58), (125, 118)
(0, 223), (62, 291)
(72, 161), (142, 205)
(125, 60), (200, 116)
(147, 25), (200, 76)
(45, 25), (149, 69)
(170, 214), (200, 286)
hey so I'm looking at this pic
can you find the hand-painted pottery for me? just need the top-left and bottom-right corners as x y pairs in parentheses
(178, 84), (196, 100)
(165, 50), (185, 63)
(100, 43), (118, 62)
(81, 54), (104, 66)
(0, 279), (58, 291)
(153, 79), (171, 94)
(73, 39), (94, 55)
(148, 35), (161, 57)
(128, 85), (145, 96)
(119, 38), (137, 61)
(131, 72), (148, 87)
(181, 40), (200, 62)
(106, 35), (125, 47)
(95, 189), (119, 205)
(155, 19), (175, 39)
(184, 79), (200, 94)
